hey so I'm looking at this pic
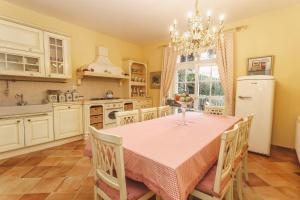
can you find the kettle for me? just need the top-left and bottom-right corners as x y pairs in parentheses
(106, 90), (113, 99)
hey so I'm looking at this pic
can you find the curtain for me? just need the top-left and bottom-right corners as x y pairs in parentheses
(159, 46), (177, 106)
(216, 31), (234, 115)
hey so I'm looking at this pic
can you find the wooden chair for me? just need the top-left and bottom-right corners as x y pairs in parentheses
(140, 108), (157, 121)
(204, 106), (225, 116)
(158, 106), (170, 117)
(116, 110), (139, 126)
(242, 115), (254, 182)
(90, 127), (155, 200)
(190, 126), (239, 200)
(232, 118), (249, 200)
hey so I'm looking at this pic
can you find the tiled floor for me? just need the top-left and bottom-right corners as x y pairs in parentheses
(0, 140), (299, 200)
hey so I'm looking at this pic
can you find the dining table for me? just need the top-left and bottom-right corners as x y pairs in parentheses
(84, 112), (240, 200)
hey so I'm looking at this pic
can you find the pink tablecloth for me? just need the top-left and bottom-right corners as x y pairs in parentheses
(85, 112), (240, 200)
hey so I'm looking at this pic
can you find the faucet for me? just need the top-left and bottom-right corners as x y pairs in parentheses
(15, 93), (28, 106)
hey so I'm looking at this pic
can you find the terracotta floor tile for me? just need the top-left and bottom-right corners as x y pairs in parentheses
(23, 167), (55, 178)
(66, 166), (90, 177)
(255, 173), (291, 187)
(3, 167), (34, 177)
(0, 195), (22, 200)
(16, 156), (45, 166)
(45, 193), (75, 200)
(275, 186), (300, 200)
(43, 166), (73, 178)
(19, 193), (49, 200)
(0, 166), (10, 175)
(38, 157), (64, 167)
(75, 157), (91, 168)
(55, 177), (83, 193)
(30, 177), (65, 193)
(0, 178), (40, 194)
(252, 186), (291, 200)
(73, 192), (93, 200)
(78, 177), (94, 193)
(247, 173), (269, 187)
(0, 156), (25, 167)
(58, 157), (80, 167)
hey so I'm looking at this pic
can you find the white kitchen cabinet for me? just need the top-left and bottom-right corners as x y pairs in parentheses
(54, 105), (82, 140)
(24, 113), (54, 146)
(0, 118), (25, 153)
(134, 98), (153, 109)
(0, 49), (45, 77)
(0, 19), (44, 53)
(44, 32), (71, 79)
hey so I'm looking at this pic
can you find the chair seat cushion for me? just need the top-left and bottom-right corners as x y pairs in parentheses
(195, 164), (231, 197)
(96, 178), (150, 200)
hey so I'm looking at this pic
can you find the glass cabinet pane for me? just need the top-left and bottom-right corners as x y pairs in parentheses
(25, 65), (39, 72)
(51, 62), (57, 73)
(56, 39), (63, 46)
(50, 45), (56, 61)
(0, 62), (5, 71)
(49, 37), (56, 45)
(7, 63), (23, 71)
(57, 47), (63, 62)
(24, 57), (39, 65)
(57, 63), (64, 74)
(0, 53), (5, 62)
(7, 54), (23, 63)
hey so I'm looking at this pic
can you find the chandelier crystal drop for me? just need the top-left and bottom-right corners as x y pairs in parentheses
(169, 0), (225, 55)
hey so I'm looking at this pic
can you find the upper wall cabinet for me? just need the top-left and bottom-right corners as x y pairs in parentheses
(0, 19), (44, 53)
(44, 32), (71, 79)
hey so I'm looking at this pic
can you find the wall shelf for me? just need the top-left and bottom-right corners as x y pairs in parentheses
(76, 71), (129, 85)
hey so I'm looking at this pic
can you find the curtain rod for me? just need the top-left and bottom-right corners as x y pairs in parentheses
(158, 25), (248, 48)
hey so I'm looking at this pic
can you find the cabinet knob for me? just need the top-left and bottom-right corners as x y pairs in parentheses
(28, 119), (31, 122)
(68, 106), (71, 109)
(17, 120), (21, 123)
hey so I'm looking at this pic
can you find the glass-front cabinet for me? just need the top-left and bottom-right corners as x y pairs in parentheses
(0, 49), (45, 77)
(44, 32), (71, 79)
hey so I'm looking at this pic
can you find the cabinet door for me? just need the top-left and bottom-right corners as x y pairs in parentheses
(0, 19), (43, 53)
(54, 105), (82, 140)
(0, 49), (45, 77)
(44, 32), (71, 79)
(0, 118), (25, 153)
(24, 113), (54, 146)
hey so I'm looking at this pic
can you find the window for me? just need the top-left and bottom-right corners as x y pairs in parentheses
(173, 50), (224, 111)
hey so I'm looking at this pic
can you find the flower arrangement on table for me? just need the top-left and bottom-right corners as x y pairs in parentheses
(174, 92), (194, 125)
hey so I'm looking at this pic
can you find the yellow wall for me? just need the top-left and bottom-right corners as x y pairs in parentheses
(0, 0), (144, 104)
(143, 4), (300, 148)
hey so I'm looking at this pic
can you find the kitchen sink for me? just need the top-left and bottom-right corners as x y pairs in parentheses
(0, 104), (52, 117)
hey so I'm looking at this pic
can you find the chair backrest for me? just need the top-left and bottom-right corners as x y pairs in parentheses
(204, 106), (225, 116)
(243, 114), (254, 147)
(90, 126), (127, 199)
(158, 106), (170, 117)
(141, 107), (158, 121)
(213, 126), (238, 195)
(234, 118), (249, 158)
(116, 110), (139, 126)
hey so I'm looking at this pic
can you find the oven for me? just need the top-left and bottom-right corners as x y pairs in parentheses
(103, 102), (124, 126)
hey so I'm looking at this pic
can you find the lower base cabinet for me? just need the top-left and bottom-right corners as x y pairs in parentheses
(54, 104), (83, 140)
(0, 118), (25, 153)
(24, 113), (54, 146)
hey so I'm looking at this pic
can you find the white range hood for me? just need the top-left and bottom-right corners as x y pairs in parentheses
(87, 47), (124, 75)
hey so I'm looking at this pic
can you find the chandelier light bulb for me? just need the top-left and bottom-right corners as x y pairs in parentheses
(169, 25), (174, 32)
(173, 19), (178, 25)
(187, 11), (193, 19)
(219, 15), (225, 22)
(207, 10), (212, 17)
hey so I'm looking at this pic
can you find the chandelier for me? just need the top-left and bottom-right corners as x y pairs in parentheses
(169, 0), (225, 55)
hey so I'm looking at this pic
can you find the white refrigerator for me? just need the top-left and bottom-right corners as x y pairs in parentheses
(235, 75), (275, 155)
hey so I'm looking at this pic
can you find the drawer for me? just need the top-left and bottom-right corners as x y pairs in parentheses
(124, 103), (133, 111)
(91, 122), (103, 130)
(90, 115), (102, 124)
(90, 106), (103, 116)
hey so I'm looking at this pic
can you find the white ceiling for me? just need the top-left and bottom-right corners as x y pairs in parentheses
(5, 0), (300, 45)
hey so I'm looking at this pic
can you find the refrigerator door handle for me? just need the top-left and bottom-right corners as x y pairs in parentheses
(238, 96), (252, 99)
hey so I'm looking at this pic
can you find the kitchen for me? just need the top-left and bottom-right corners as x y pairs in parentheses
(0, 17), (152, 160)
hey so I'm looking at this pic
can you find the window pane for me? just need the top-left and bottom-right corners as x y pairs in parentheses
(210, 97), (225, 106)
(186, 83), (195, 94)
(178, 83), (185, 93)
(186, 68), (195, 82)
(211, 66), (220, 81)
(199, 82), (210, 96)
(200, 49), (216, 60)
(199, 67), (211, 81)
(198, 97), (209, 111)
(178, 69), (185, 82)
(211, 82), (224, 96)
